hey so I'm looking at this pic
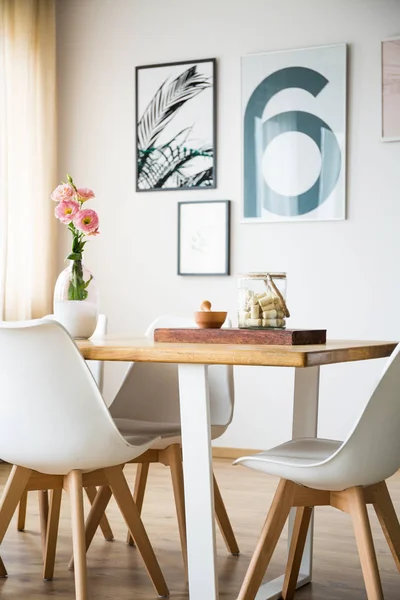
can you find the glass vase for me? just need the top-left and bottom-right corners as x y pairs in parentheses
(53, 259), (99, 339)
(237, 272), (289, 329)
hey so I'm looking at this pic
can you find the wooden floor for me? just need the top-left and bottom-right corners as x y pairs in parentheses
(0, 460), (399, 599)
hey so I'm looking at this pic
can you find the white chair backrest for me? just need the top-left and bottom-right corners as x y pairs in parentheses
(110, 316), (235, 431)
(43, 313), (107, 391)
(87, 313), (108, 390)
(0, 319), (153, 474)
(325, 343), (400, 487)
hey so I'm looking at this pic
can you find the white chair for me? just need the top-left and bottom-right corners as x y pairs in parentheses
(82, 315), (239, 573)
(0, 319), (169, 600)
(234, 344), (400, 600)
(16, 314), (113, 543)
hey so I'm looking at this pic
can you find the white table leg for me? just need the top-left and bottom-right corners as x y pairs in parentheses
(255, 366), (320, 600)
(178, 363), (218, 600)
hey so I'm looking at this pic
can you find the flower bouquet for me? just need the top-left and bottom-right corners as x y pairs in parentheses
(51, 175), (100, 338)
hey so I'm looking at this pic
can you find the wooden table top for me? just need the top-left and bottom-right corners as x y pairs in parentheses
(76, 337), (397, 368)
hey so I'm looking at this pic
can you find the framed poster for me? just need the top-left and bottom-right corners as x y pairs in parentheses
(381, 37), (400, 142)
(242, 44), (347, 222)
(177, 201), (230, 276)
(136, 58), (216, 191)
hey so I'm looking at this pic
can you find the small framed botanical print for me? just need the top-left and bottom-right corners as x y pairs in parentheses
(177, 201), (230, 276)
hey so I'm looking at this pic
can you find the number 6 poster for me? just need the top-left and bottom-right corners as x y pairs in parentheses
(242, 44), (347, 222)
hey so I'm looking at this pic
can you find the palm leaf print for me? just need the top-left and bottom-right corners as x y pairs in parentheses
(137, 63), (214, 189)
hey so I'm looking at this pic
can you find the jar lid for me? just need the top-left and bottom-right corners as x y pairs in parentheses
(239, 272), (286, 279)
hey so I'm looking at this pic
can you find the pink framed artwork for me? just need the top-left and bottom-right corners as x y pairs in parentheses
(382, 37), (400, 142)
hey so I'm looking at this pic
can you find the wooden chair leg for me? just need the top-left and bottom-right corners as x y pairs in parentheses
(372, 481), (400, 572)
(165, 444), (188, 575)
(282, 506), (313, 600)
(127, 463), (149, 546)
(85, 486), (114, 541)
(237, 479), (297, 600)
(43, 489), (62, 581)
(213, 473), (240, 556)
(0, 465), (31, 581)
(17, 492), (28, 532)
(0, 466), (32, 543)
(347, 486), (384, 600)
(65, 470), (88, 600)
(39, 490), (49, 558)
(0, 556), (6, 578)
(105, 466), (169, 597)
(68, 484), (113, 571)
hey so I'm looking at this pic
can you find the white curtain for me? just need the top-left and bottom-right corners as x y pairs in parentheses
(0, 0), (57, 320)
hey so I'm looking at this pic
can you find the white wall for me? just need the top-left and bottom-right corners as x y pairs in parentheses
(56, 0), (400, 449)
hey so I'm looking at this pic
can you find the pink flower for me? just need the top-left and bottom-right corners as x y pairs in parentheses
(51, 183), (75, 202)
(77, 187), (95, 202)
(73, 209), (100, 235)
(54, 199), (80, 224)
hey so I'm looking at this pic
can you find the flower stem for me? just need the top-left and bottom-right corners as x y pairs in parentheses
(65, 175), (92, 300)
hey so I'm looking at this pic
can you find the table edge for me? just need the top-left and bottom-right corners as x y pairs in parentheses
(78, 340), (398, 368)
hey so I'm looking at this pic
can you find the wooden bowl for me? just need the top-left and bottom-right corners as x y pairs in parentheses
(194, 311), (227, 329)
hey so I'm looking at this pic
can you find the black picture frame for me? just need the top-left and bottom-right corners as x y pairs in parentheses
(136, 58), (217, 192)
(177, 200), (230, 276)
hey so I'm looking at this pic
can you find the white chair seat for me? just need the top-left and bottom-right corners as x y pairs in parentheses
(235, 437), (357, 490)
(114, 417), (226, 448)
(236, 438), (343, 470)
(114, 417), (181, 442)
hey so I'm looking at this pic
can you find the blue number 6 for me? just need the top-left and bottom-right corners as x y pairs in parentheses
(244, 66), (342, 217)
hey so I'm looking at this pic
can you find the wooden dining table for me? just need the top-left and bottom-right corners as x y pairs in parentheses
(76, 336), (396, 600)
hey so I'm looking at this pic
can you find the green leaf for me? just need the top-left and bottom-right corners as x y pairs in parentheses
(66, 174), (73, 184)
(137, 65), (211, 176)
(137, 66), (210, 154)
(67, 252), (82, 261)
(84, 275), (93, 289)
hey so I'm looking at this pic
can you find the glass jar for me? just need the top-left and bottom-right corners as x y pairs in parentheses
(53, 259), (99, 339)
(238, 272), (289, 329)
